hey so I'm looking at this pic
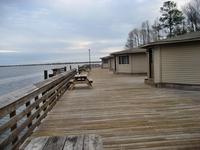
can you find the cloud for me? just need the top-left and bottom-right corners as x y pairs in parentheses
(100, 46), (123, 54)
(0, 50), (18, 53)
(0, 0), (188, 65)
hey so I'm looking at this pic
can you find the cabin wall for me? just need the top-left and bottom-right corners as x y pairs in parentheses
(116, 55), (132, 73)
(110, 58), (115, 70)
(115, 53), (147, 74)
(132, 53), (147, 73)
(160, 42), (200, 85)
(102, 62), (109, 69)
(153, 47), (161, 83)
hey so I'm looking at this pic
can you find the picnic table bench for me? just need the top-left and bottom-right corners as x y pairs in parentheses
(20, 135), (102, 150)
(70, 74), (93, 89)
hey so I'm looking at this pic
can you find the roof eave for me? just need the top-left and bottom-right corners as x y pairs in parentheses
(111, 50), (146, 55)
(141, 38), (200, 49)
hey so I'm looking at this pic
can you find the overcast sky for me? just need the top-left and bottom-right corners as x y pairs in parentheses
(0, 0), (187, 65)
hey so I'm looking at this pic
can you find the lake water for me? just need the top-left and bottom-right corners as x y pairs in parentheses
(0, 64), (79, 96)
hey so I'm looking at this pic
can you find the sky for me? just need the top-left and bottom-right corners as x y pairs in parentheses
(0, 0), (188, 65)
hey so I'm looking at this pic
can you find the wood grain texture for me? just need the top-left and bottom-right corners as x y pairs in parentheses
(22, 135), (102, 150)
(24, 137), (48, 150)
(43, 136), (66, 150)
(32, 68), (200, 150)
(63, 136), (83, 150)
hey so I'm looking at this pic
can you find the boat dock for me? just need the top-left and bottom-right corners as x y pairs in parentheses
(1, 68), (200, 149)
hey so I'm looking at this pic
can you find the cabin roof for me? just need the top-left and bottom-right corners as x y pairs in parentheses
(141, 32), (200, 48)
(110, 48), (146, 55)
(100, 55), (114, 60)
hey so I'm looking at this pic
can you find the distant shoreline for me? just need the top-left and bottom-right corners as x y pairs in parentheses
(0, 61), (101, 67)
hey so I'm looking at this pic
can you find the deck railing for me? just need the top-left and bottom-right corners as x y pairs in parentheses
(0, 69), (76, 150)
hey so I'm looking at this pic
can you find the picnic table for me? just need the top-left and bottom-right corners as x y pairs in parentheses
(21, 135), (102, 150)
(70, 74), (93, 89)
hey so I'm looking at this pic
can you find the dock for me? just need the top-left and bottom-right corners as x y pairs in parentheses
(1, 68), (200, 149)
(30, 68), (200, 149)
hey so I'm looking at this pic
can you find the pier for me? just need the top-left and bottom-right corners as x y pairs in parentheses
(1, 68), (200, 149)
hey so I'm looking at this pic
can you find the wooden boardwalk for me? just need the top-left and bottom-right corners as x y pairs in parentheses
(31, 68), (200, 150)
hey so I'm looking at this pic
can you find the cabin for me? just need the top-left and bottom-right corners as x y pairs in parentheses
(111, 48), (147, 74)
(100, 56), (114, 70)
(142, 32), (200, 90)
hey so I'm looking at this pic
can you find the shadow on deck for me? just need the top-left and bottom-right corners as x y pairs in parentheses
(32, 68), (200, 150)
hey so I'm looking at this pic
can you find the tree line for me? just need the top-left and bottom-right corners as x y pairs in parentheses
(125, 0), (200, 49)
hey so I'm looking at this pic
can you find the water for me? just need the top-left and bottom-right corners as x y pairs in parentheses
(0, 64), (78, 96)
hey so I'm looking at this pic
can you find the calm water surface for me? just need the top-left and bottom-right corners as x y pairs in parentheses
(0, 64), (78, 96)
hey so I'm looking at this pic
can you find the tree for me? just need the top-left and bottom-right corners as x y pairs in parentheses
(141, 21), (151, 44)
(132, 29), (140, 46)
(159, 1), (185, 37)
(152, 19), (162, 40)
(125, 28), (142, 49)
(125, 20), (157, 48)
(183, 0), (200, 32)
(125, 31), (134, 49)
(174, 20), (187, 35)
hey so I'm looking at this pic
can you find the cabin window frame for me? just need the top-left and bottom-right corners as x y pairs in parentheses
(118, 55), (129, 64)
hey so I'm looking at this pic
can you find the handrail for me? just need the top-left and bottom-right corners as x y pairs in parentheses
(0, 69), (76, 150)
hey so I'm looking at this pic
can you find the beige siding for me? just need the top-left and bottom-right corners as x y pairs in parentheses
(108, 58), (115, 70)
(102, 63), (109, 69)
(153, 47), (161, 83)
(132, 53), (147, 73)
(108, 59), (111, 69)
(116, 55), (132, 73)
(116, 54), (147, 74)
(110, 58), (115, 70)
(161, 43), (200, 84)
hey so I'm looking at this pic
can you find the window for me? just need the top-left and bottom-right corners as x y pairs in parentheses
(119, 55), (129, 64)
(103, 59), (108, 64)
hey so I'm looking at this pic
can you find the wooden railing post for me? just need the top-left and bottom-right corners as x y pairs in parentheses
(10, 110), (18, 144)
(78, 65), (80, 74)
(42, 93), (47, 112)
(64, 66), (67, 71)
(44, 70), (48, 80)
(25, 101), (32, 128)
(35, 96), (40, 119)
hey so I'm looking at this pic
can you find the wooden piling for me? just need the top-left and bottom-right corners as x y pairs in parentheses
(44, 70), (48, 80)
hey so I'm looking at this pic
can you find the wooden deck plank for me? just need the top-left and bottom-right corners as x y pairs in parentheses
(31, 68), (200, 150)
(22, 135), (102, 150)
(23, 137), (48, 150)
(63, 135), (84, 150)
